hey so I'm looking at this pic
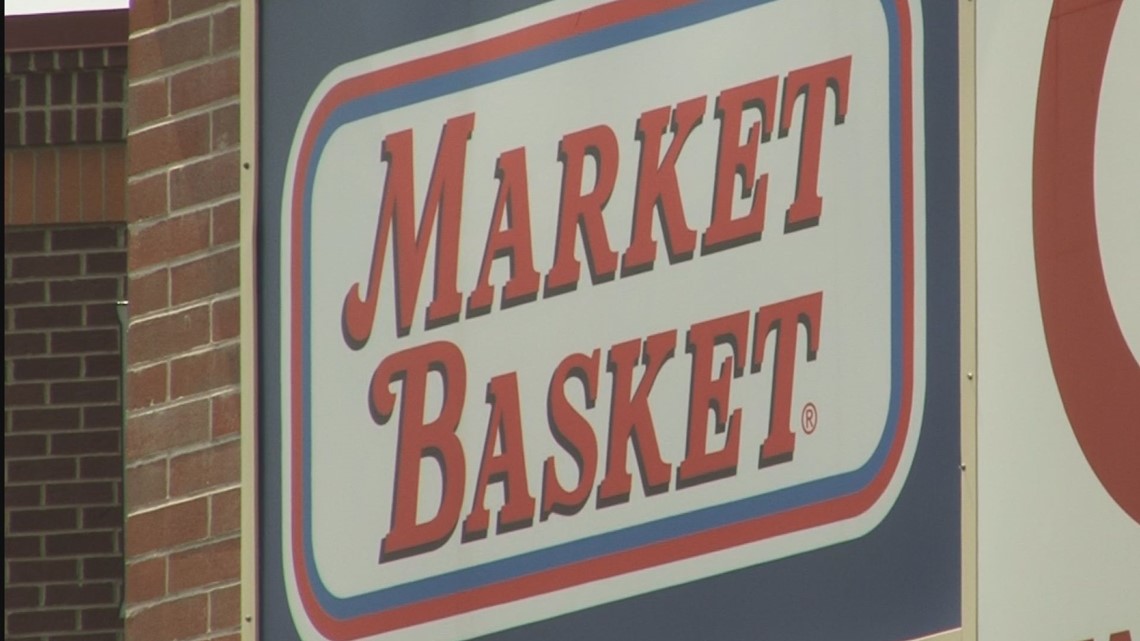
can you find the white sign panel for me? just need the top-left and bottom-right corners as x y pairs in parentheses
(276, 0), (928, 638)
(977, 0), (1140, 639)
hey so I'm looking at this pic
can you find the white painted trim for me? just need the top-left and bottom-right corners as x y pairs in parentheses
(239, 0), (260, 639)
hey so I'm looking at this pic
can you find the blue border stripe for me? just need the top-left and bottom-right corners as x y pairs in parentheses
(298, 0), (904, 620)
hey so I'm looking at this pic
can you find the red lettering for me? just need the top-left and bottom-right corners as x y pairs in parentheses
(622, 96), (706, 275)
(752, 292), (822, 467)
(704, 76), (778, 254)
(545, 125), (620, 296)
(779, 56), (852, 230)
(467, 147), (541, 317)
(541, 350), (602, 520)
(462, 373), (536, 540)
(372, 341), (467, 562)
(677, 311), (749, 488)
(597, 331), (676, 506)
(342, 113), (475, 346)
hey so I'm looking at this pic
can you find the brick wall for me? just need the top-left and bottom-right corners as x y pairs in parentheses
(5, 44), (128, 227)
(5, 47), (128, 147)
(4, 225), (127, 641)
(122, 1), (243, 640)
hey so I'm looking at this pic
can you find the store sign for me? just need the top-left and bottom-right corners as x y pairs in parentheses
(975, 0), (1140, 639)
(264, 1), (945, 640)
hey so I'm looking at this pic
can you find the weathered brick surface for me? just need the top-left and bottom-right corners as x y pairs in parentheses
(4, 225), (126, 641)
(4, 47), (127, 148)
(3, 145), (128, 225)
(123, 2), (244, 639)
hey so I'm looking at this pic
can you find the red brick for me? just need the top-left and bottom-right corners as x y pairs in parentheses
(169, 150), (239, 212)
(125, 459), (168, 510)
(11, 149), (35, 222)
(4, 229), (47, 253)
(86, 250), (128, 274)
(211, 296), (239, 342)
(127, 362), (168, 410)
(50, 277), (121, 302)
(51, 328), (119, 354)
(83, 405), (122, 429)
(51, 226), (122, 251)
(78, 147), (106, 221)
(129, 112), (210, 175)
(129, 304), (210, 365)
(5, 433), (48, 457)
(125, 593), (208, 641)
(127, 172), (168, 222)
(5, 332), (48, 357)
(125, 497), (208, 556)
(129, 268), (170, 317)
(104, 110), (126, 146)
(129, 209), (211, 271)
(109, 44), (128, 66)
(131, 0), (170, 31)
(24, 113), (47, 148)
(209, 487), (239, 536)
(170, 344), (238, 399)
(171, 0), (221, 19)
(51, 109), (75, 145)
(84, 353), (122, 377)
(13, 355), (82, 380)
(45, 582), (115, 607)
(6, 485), (43, 507)
(85, 301), (123, 326)
(9, 507), (79, 532)
(82, 504), (123, 528)
(5, 585), (40, 608)
(79, 455), (123, 480)
(171, 247), (239, 305)
(50, 379), (118, 404)
(210, 198), (239, 245)
(50, 72), (74, 104)
(59, 148), (83, 218)
(7, 458), (77, 483)
(169, 440), (239, 497)
(10, 407), (81, 432)
(5, 536), (43, 562)
(125, 556), (166, 604)
(129, 77), (169, 130)
(46, 481), (115, 506)
(46, 531), (117, 555)
(83, 556), (124, 580)
(101, 106), (123, 142)
(12, 254), (81, 278)
(14, 304), (83, 329)
(211, 103), (239, 153)
(168, 537), (239, 592)
(170, 56), (239, 115)
(209, 583), (240, 631)
(211, 8), (240, 57)
(7, 608), (77, 633)
(129, 16), (211, 78)
(80, 606), (123, 630)
(34, 148), (60, 222)
(5, 381), (47, 406)
(7, 559), (79, 583)
(126, 399), (209, 461)
(210, 390), (239, 440)
(77, 107), (100, 145)
(6, 280), (47, 304)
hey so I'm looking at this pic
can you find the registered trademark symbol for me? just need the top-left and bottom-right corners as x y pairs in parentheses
(801, 402), (818, 434)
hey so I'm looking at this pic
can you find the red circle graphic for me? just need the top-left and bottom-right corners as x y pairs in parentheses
(1033, 0), (1139, 524)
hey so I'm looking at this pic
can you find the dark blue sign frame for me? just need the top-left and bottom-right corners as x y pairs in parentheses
(257, 1), (960, 639)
